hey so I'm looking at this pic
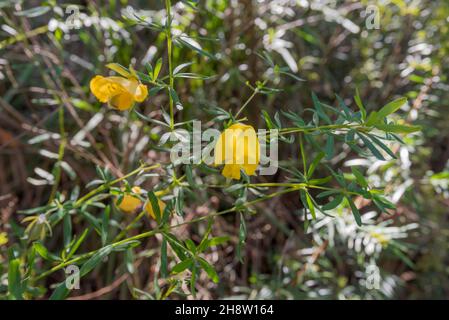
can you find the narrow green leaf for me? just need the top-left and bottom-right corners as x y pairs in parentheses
(354, 88), (366, 120)
(347, 197), (362, 226)
(365, 111), (379, 127)
(8, 258), (23, 299)
(311, 93), (331, 124)
(237, 212), (247, 263)
(79, 246), (112, 277)
(368, 134), (397, 159)
(377, 97), (407, 119)
(67, 228), (90, 260)
(147, 191), (161, 223)
(160, 239), (168, 278)
(101, 206), (110, 246)
(49, 282), (70, 300)
(33, 242), (49, 260)
(351, 167), (368, 188)
(305, 192), (316, 219)
(171, 258), (193, 274)
(325, 134), (334, 160)
(374, 124), (421, 134)
(198, 258), (219, 283)
(106, 63), (131, 78)
(322, 194), (344, 211)
(358, 133), (385, 160)
(307, 152), (325, 178)
(153, 58), (163, 80)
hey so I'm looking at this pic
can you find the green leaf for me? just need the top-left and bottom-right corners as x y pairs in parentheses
(15, 6), (50, 18)
(377, 97), (407, 119)
(185, 165), (197, 188)
(153, 58), (163, 80)
(357, 133), (385, 160)
(347, 197), (362, 226)
(262, 110), (275, 129)
(307, 152), (325, 178)
(173, 62), (193, 75)
(237, 212), (247, 263)
(354, 88), (366, 121)
(336, 94), (352, 119)
(49, 282), (70, 300)
(171, 258), (193, 274)
(160, 239), (168, 278)
(367, 134), (397, 159)
(66, 228), (90, 260)
(176, 37), (215, 60)
(190, 263), (197, 297)
(79, 210), (101, 234)
(305, 192), (316, 219)
(164, 233), (188, 260)
(79, 246), (112, 277)
(33, 242), (49, 260)
(125, 248), (135, 274)
(365, 111), (379, 127)
(168, 87), (183, 110)
(374, 124), (421, 133)
(208, 236), (230, 247)
(112, 240), (141, 252)
(8, 258), (23, 299)
(106, 63), (131, 78)
(101, 206), (110, 246)
(185, 239), (197, 253)
(351, 167), (368, 188)
(322, 194), (344, 211)
(198, 258), (219, 283)
(147, 191), (161, 223)
(311, 93), (331, 124)
(325, 134), (334, 160)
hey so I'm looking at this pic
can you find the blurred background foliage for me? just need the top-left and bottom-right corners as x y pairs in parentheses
(0, 0), (448, 299)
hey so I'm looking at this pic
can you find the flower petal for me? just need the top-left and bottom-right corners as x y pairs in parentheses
(108, 92), (134, 110)
(134, 84), (148, 102)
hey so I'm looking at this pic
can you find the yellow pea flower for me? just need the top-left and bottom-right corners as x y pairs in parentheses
(144, 197), (167, 220)
(116, 186), (143, 213)
(0, 232), (8, 246)
(90, 75), (148, 110)
(214, 123), (260, 180)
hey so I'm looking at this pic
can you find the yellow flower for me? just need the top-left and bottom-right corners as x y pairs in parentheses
(0, 232), (8, 246)
(144, 197), (167, 220)
(116, 186), (143, 213)
(90, 75), (148, 110)
(214, 123), (260, 180)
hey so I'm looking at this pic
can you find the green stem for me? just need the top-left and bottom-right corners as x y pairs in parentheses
(235, 79), (268, 119)
(165, 0), (174, 130)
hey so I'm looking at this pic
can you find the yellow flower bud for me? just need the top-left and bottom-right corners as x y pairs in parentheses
(214, 123), (260, 180)
(116, 186), (143, 213)
(90, 75), (148, 110)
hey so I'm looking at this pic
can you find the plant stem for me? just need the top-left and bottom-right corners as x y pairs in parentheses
(235, 79), (268, 119)
(165, 0), (174, 130)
